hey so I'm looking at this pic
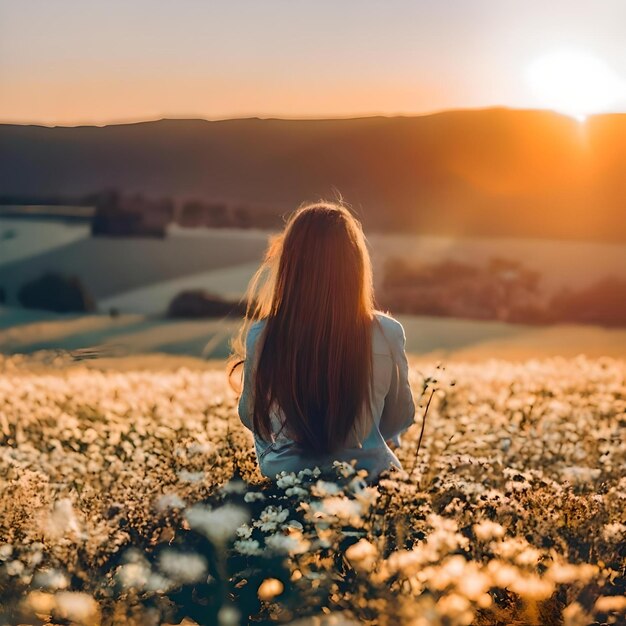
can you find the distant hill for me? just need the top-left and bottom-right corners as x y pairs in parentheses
(1, 108), (625, 241)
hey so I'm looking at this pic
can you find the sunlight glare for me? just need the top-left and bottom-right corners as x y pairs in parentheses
(526, 49), (625, 121)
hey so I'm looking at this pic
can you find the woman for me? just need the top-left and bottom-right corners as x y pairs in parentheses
(228, 202), (415, 480)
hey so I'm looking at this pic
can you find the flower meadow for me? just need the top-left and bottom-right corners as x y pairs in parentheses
(0, 353), (624, 626)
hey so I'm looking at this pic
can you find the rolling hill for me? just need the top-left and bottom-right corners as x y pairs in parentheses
(3, 305), (626, 361)
(1, 108), (625, 242)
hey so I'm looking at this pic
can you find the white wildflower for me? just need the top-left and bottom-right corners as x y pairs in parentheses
(0, 544), (13, 561)
(311, 480), (342, 497)
(602, 522), (625, 542)
(32, 568), (69, 590)
(158, 549), (207, 584)
(276, 472), (300, 489)
(222, 480), (246, 494)
(473, 520), (505, 541)
(244, 491), (266, 503)
(186, 504), (249, 544)
(54, 592), (99, 623)
(265, 531), (310, 555)
(43, 499), (82, 539)
(218, 605), (241, 626)
(177, 470), (205, 483)
(155, 493), (186, 512)
(234, 539), (263, 556)
(345, 539), (378, 572)
(256, 506), (290, 533)
(116, 562), (151, 590)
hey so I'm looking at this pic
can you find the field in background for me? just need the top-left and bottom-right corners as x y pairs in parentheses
(3, 306), (626, 363)
(2, 220), (626, 318)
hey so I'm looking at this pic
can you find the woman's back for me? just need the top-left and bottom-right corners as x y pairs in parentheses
(238, 310), (415, 479)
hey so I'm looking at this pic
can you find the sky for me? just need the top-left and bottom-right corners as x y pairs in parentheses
(1, 0), (625, 125)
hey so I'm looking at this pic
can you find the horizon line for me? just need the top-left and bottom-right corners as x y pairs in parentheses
(2, 105), (625, 129)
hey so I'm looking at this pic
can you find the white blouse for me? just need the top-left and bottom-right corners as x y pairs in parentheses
(237, 311), (416, 480)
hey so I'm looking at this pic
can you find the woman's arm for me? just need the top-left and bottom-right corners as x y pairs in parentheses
(237, 326), (260, 431)
(379, 321), (415, 442)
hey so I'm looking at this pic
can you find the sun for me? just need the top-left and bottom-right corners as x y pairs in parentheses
(526, 48), (625, 121)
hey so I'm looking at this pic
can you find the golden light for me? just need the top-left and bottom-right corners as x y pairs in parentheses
(526, 48), (625, 121)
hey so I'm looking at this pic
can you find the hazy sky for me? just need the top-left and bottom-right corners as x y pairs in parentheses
(1, 0), (625, 125)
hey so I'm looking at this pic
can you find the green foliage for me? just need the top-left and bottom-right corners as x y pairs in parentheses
(17, 272), (95, 313)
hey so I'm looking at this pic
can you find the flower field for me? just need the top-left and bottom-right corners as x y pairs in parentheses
(0, 352), (624, 625)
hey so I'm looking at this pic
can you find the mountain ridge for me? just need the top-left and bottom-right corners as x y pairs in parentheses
(1, 108), (625, 242)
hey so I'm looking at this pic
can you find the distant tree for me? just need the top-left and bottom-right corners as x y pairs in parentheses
(18, 273), (95, 313)
(91, 190), (169, 238)
(231, 205), (285, 230)
(549, 277), (626, 327)
(206, 203), (230, 227)
(84, 188), (120, 208)
(379, 256), (546, 323)
(231, 206), (252, 229)
(486, 257), (541, 321)
(91, 207), (143, 237)
(178, 200), (207, 228)
(167, 290), (247, 319)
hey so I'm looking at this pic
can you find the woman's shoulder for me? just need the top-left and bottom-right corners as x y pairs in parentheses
(372, 311), (406, 355)
(374, 310), (404, 338)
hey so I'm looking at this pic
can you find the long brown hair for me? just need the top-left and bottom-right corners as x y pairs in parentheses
(227, 201), (375, 455)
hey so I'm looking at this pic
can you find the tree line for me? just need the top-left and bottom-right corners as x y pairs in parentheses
(7, 261), (626, 328)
